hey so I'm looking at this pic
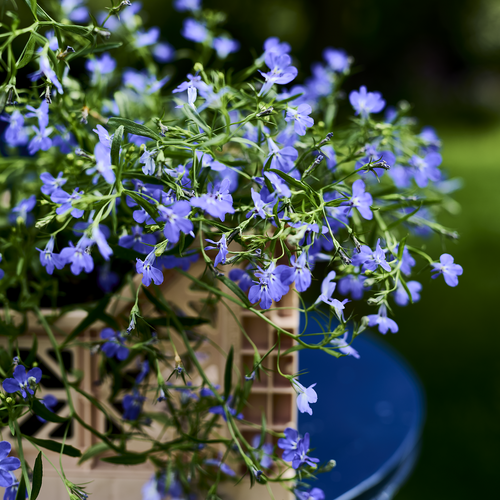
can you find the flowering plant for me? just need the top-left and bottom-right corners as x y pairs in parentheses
(0, 1), (463, 499)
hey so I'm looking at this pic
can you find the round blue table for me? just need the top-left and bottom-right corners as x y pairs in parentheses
(298, 316), (425, 500)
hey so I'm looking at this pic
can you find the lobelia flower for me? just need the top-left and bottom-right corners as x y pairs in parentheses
(323, 47), (350, 72)
(172, 73), (210, 110)
(278, 427), (300, 461)
(321, 145), (337, 171)
(140, 149), (156, 175)
(119, 225), (156, 254)
(409, 152), (442, 188)
(281, 253), (312, 292)
(174, 0), (201, 11)
(264, 171), (291, 198)
(85, 53), (116, 84)
(191, 178), (235, 221)
(134, 27), (160, 48)
(204, 459), (236, 477)
(316, 270), (337, 303)
(195, 150), (226, 171)
(396, 244), (416, 276)
(338, 273), (367, 300)
(251, 435), (274, 469)
(123, 391), (146, 420)
(262, 37), (291, 59)
(330, 332), (360, 358)
(367, 304), (399, 334)
(100, 328), (129, 361)
(255, 262), (290, 302)
(61, 0), (89, 23)
(97, 264), (120, 293)
(285, 103), (314, 136)
(292, 433), (320, 469)
(292, 380), (318, 416)
(38, 52), (64, 94)
(295, 488), (325, 500)
(26, 100), (50, 129)
(0, 441), (21, 488)
(87, 143), (115, 184)
(431, 253), (463, 287)
(349, 86), (385, 118)
(248, 277), (273, 309)
(209, 397), (243, 421)
(36, 394), (58, 423)
(1, 111), (29, 147)
(267, 138), (298, 173)
(152, 42), (175, 63)
(136, 360), (150, 384)
(37, 236), (64, 275)
(159, 200), (193, 244)
(93, 124), (113, 148)
(159, 252), (199, 271)
(182, 18), (209, 43)
(28, 125), (53, 155)
(9, 195), (36, 226)
(259, 53), (298, 96)
(420, 126), (441, 151)
(2, 365), (43, 399)
(228, 268), (253, 292)
(52, 125), (77, 153)
(393, 281), (422, 307)
(343, 179), (373, 220)
(246, 188), (275, 220)
(59, 236), (94, 275)
(352, 239), (391, 273)
(213, 37), (240, 59)
(205, 234), (228, 267)
(0, 255), (4, 280)
(3, 481), (24, 500)
(356, 143), (395, 178)
(123, 69), (170, 95)
(136, 250), (164, 286)
(91, 224), (113, 260)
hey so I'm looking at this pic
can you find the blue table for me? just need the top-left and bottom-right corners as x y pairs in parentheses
(298, 317), (425, 500)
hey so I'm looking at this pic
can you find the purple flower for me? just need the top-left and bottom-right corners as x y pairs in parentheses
(136, 250), (164, 287)
(28, 125), (52, 155)
(26, 100), (49, 129)
(0, 441), (21, 487)
(262, 37), (291, 59)
(134, 27), (160, 48)
(251, 435), (274, 469)
(291, 433), (319, 469)
(213, 37), (240, 59)
(60, 236), (94, 275)
(51, 188), (85, 218)
(9, 195), (36, 226)
(61, 0), (88, 23)
(267, 138), (298, 173)
(208, 398), (243, 421)
(159, 200), (193, 244)
(85, 53), (116, 84)
(338, 273), (366, 300)
(280, 253), (311, 292)
(204, 459), (236, 477)
(100, 328), (129, 361)
(393, 281), (422, 306)
(119, 226), (156, 254)
(278, 427), (300, 461)
(264, 171), (292, 198)
(191, 178), (235, 221)
(123, 391), (145, 420)
(195, 150), (226, 171)
(182, 18), (208, 43)
(343, 179), (373, 220)
(229, 268), (253, 292)
(52, 125), (77, 154)
(123, 70), (170, 94)
(152, 42), (175, 63)
(205, 234), (228, 267)
(2, 365), (42, 399)
(352, 239), (391, 273)
(172, 73), (210, 109)
(296, 488), (325, 500)
(248, 278), (273, 309)
(174, 0), (201, 12)
(97, 263), (120, 293)
(159, 252), (199, 271)
(246, 188), (275, 219)
(140, 149), (156, 175)
(36, 394), (58, 423)
(285, 103), (314, 136)
(367, 304), (399, 334)
(91, 225), (113, 260)
(396, 244), (416, 276)
(323, 47), (350, 72)
(37, 236), (64, 275)
(409, 152), (442, 188)
(259, 53), (298, 96)
(39, 53), (63, 94)
(316, 271), (337, 303)
(320, 145), (337, 171)
(255, 262), (290, 301)
(136, 360), (150, 384)
(431, 253), (463, 287)
(292, 380), (317, 416)
(87, 143), (115, 184)
(93, 124), (113, 148)
(1, 111), (29, 147)
(330, 332), (360, 358)
(349, 85), (385, 118)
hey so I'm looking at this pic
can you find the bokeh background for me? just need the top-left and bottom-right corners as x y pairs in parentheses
(76, 0), (500, 497)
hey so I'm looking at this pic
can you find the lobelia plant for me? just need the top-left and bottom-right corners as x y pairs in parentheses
(0, 0), (464, 499)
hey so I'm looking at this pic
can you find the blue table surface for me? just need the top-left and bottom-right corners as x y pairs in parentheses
(298, 315), (425, 499)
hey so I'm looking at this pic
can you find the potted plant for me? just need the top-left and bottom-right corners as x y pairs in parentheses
(0, 1), (463, 499)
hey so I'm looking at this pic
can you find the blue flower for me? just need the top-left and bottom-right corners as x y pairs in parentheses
(292, 380), (318, 416)
(136, 360), (150, 384)
(37, 236), (64, 275)
(316, 270), (337, 303)
(182, 18), (208, 43)
(431, 253), (463, 287)
(280, 253), (311, 292)
(213, 37), (240, 59)
(319, 145), (337, 171)
(205, 234), (228, 267)
(159, 200), (193, 244)
(119, 225), (156, 254)
(3, 481), (25, 500)
(85, 53), (116, 84)
(285, 103), (314, 136)
(52, 125), (77, 154)
(93, 125), (113, 148)
(251, 435), (274, 469)
(262, 37), (291, 60)
(91, 225), (113, 260)
(159, 252), (199, 271)
(208, 398), (243, 421)
(393, 281), (422, 306)
(191, 178), (235, 221)
(255, 262), (290, 302)
(134, 27), (160, 48)
(140, 149), (156, 175)
(323, 47), (350, 72)
(2, 365), (42, 399)
(0, 442), (21, 488)
(174, 0), (201, 12)
(39, 52), (63, 94)
(172, 73), (210, 109)
(0, 111), (28, 147)
(51, 188), (84, 218)
(396, 244), (416, 276)
(367, 304), (399, 334)
(28, 125), (52, 155)
(9, 195), (36, 226)
(59, 236), (94, 275)
(97, 263), (120, 293)
(100, 328), (129, 361)
(338, 273), (367, 300)
(123, 69), (170, 94)
(263, 171), (291, 198)
(296, 488), (325, 500)
(26, 100), (50, 129)
(291, 433), (319, 469)
(228, 268), (253, 292)
(351, 239), (391, 273)
(152, 42), (175, 63)
(330, 332), (360, 358)
(409, 152), (442, 188)
(267, 138), (298, 173)
(123, 391), (146, 420)
(278, 427), (300, 461)
(349, 85), (385, 118)
(195, 150), (226, 171)
(246, 188), (275, 220)
(259, 53), (298, 96)
(248, 278), (273, 309)
(36, 394), (58, 423)
(204, 459), (236, 476)
(61, 0), (89, 23)
(136, 251), (164, 287)
(87, 143), (115, 184)
(343, 179), (373, 220)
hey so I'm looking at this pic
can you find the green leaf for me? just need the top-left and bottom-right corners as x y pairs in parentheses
(224, 346), (234, 401)
(23, 436), (81, 457)
(107, 117), (161, 140)
(16, 33), (37, 69)
(182, 105), (210, 133)
(101, 454), (147, 465)
(66, 42), (123, 62)
(270, 168), (307, 191)
(78, 442), (110, 464)
(31, 452), (43, 500)
(123, 190), (159, 220)
(25, 334), (38, 367)
(15, 472), (26, 500)
(32, 400), (69, 424)
(56, 23), (94, 42)
(111, 125), (124, 167)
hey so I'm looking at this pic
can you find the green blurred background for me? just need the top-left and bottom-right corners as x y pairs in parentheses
(104, 0), (499, 497)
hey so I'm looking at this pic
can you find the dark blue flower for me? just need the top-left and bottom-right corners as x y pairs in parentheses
(204, 459), (236, 476)
(191, 178), (235, 221)
(36, 394), (58, 423)
(285, 103), (314, 136)
(182, 18), (208, 43)
(136, 250), (164, 287)
(431, 253), (463, 287)
(100, 328), (129, 361)
(367, 304), (399, 334)
(0, 441), (21, 488)
(259, 53), (298, 96)
(349, 86), (385, 118)
(60, 236), (94, 275)
(296, 488), (325, 500)
(37, 236), (64, 275)
(323, 47), (350, 72)
(119, 225), (156, 254)
(28, 125), (52, 155)
(291, 433), (319, 469)
(228, 268), (253, 292)
(51, 187), (85, 219)
(123, 391), (146, 420)
(2, 365), (42, 399)
(209, 397), (243, 421)
(205, 234), (228, 267)
(280, 253), (311, 292)
(278, 427), (300, 461)
(0, 111), (28, 147)
(213, 37), (240, 59)
(9, 195), (36, 226)
(393, 281), (422, 307)
(159, 200), (193, 244)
